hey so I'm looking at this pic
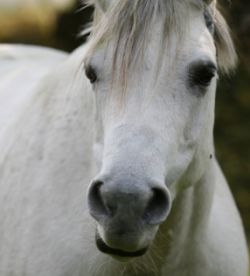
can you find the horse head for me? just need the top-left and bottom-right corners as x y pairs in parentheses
(85, 0), (236, 261)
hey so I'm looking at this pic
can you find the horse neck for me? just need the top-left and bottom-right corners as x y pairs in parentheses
(41, 46), (95, 141)
(153, 153), (216, 268)
(40, 46), (96, 178)
(1, 46), (97, 194)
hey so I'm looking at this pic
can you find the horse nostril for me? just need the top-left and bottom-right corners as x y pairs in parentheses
(88, 180), (109, 220)
(143, 187), (171, 225)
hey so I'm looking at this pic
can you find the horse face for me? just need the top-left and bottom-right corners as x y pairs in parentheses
(85, 9), (217, 260)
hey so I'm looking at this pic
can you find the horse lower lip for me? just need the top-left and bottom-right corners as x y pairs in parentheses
(95, 234), (148, 258)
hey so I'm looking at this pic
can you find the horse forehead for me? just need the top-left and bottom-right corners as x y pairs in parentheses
(95, 23), (211, 68)
(123, 15), (211, 56)
(87, 1), (207, 61)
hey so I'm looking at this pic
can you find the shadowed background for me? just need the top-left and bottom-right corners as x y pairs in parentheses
(0, 0), (249, 252)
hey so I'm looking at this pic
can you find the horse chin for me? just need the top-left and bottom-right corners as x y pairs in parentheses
(95, 232), (148, 261)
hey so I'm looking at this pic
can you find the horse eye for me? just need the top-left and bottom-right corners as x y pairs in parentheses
(189, 61), (217, 88)
(85, 65), (97, 84)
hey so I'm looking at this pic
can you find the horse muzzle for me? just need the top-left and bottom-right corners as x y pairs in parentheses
(87, 174), (171, 259)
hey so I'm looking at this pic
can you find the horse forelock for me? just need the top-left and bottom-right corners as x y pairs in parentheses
(84, 0), (236, 90)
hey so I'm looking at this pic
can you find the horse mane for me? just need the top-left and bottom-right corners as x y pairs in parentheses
(85, 0), (237, 84)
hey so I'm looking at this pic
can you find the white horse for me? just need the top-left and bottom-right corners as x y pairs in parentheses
(0, 0), (248, 275)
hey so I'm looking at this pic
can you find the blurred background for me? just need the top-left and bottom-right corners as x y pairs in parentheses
(0, 0), (249, 249)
